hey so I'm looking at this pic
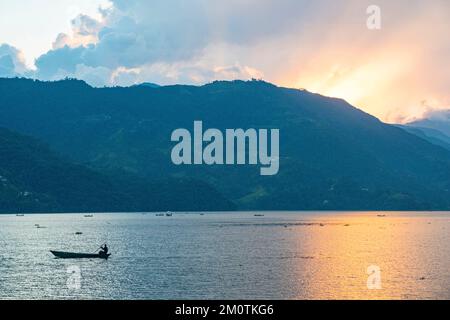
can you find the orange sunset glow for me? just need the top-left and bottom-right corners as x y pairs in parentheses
(0, 1), (449, 122)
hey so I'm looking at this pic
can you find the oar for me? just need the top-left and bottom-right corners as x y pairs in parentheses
(93, 243), (106, 253)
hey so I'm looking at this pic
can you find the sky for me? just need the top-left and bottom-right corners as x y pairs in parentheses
(0, 0), (449, 123)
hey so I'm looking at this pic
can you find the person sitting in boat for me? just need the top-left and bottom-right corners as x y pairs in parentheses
(99, 244), (108, 255)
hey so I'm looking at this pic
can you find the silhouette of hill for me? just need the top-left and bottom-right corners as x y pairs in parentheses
(1, 77), (450, 210)
(407, 112), (450, 136)
(134, 82), (161, 88)
(398, 125), (450, 151)
(0, 126), (234, 213)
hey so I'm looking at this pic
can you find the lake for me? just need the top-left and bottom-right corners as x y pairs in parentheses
(0, 211), (449, 299)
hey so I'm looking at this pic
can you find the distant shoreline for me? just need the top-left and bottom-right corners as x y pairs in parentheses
(2, 210), (449, 215)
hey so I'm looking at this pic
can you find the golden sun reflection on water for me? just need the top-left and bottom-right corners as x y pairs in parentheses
(289, 212), (450, 299)
(1, 212), (449, 299)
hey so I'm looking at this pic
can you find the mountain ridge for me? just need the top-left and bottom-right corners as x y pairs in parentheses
(401, 113), (450, 151)
(1, 77), (450, 210)
(0, 125), (235, 213)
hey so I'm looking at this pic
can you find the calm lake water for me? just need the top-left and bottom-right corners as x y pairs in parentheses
(0, 211), (449, 300)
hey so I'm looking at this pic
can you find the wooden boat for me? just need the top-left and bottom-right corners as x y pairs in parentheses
(84, 214), (94, 218)
(50, 250), (110, 259)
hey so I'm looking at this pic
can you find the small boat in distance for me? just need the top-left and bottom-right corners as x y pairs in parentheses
(254, 214), (265, 217)
(84, 214), (94, 218)
(16, 214), (24, 217)
(50, 250), (110, 259)
(155, 213), (164, 216)
(75, 232), (83, 235)
(165, 211), (173, 217)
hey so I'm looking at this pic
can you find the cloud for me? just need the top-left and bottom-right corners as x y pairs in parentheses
(0, 55), (15, 77)
(407, 109), (450, 137)
(35, 0), (304, 84)
(53, 14), (103, 49)
(37, 1), (211, 73)
(33, 1), (268, 85)
(418, 109), (450, 124)
(73, 64), (112, 87)
(0, 44), (28, 76)
(35, 45), (85, 79)
(134, 62), (264, 86)
(2, 0), (450, 122)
